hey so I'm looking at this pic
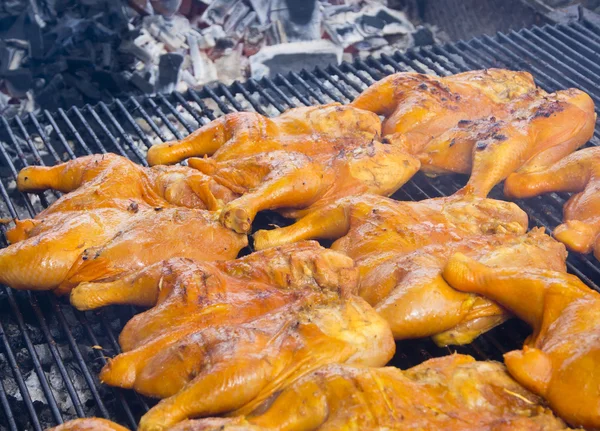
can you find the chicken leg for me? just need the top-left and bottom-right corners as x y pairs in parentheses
(443, 254), (600, 429)
(505, 146), (600, 259)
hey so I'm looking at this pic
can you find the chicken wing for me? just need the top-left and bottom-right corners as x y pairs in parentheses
(505, 146), (600, 259)
(145, 103), (419, 233)
(443, 254), (600, 429)
(255, 195), (566, 345)
(172, 355), (570, 431)
(0, 207), (246, 294)
(47, 418), (129, 431)
(351, 69), (595, 197)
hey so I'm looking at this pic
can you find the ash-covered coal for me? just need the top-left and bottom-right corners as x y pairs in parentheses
(0, 0), (439, 119)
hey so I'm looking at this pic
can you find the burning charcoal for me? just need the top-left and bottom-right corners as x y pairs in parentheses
(201, 0), (239, 26)
(119, 39), (153, 64)
(324, 3), (415, 48)
(250, 40), (342, 79)
(157, 52), (183, 93)
(223, 2), (251, 35)
(249, 0), (271, 25)
(269, 0), (322, 42)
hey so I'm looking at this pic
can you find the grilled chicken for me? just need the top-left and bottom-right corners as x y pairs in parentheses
(443, 254), (600, 429)
(94, 242), (393, 430)
(505, 146), (600, 259)
(47, 418), (129, 431)
(17, 153), (236, 212)
(0, 207), (246, 294)
(255, 195), (566, 345)
(351, 69), (595, 197)
(145, 103), (419, 233)
(171, 355), (570, 431)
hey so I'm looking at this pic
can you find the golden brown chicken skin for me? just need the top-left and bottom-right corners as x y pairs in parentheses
(254, 195), (567, 346)
(47, 418), (129, 431)
(505, 146), (600, 260)
(145, 103), (419, 233)
(351, 69), (595, 197)
(443, 254), (600, 429)
(0, 207), (246, 294)
(172, 355), (570, 431)
(92, 242), (393, 430)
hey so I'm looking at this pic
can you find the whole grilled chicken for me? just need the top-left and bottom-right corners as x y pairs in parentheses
(505, 146), (600, 260)
(351, 69), (595, 197)
(47, 418), (129, 431)
(94, 242), (393, 430)
(145, 103), (419, 233)
(255, 195), (566, 345)
(17, 153), (237, 212)
(171, 355), (570, 431)
(0, 207), (246, 293)
(443, 254), (600, 429)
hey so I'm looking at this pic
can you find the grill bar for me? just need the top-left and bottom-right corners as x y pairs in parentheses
(1, 19), (600, 429)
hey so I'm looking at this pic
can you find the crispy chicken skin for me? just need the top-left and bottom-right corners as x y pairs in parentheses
(92, 242), (393, 430)
(0, 207), (246, 294)
(171, 355), (570, 431)
(47, 418), (129, 431)
(444, 254), (600, 429)
(145, 103), (419, 233)
(255, 195), (566, 345)
(351, 69), (595, 197)
(505, 146), (600, 259)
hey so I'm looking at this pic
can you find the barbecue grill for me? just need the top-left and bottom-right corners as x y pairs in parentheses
(1, 13), (600, 431)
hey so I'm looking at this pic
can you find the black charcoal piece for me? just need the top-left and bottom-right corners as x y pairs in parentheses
(1, 68), (33, 95)
(157, 52), (183, 92)
(130, 72), (154, 94)
(92, 69), (131, 94)
(412, 26), (435, 46)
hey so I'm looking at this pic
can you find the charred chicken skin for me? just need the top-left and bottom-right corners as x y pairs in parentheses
(505, 146), (600, 259)
(145, 103), (419, 233)
(255, 195), (566, 345)
(0, 154), (247, 293)
(94, 242), (394, 431)
(351, 69), (595, 197)
(171, 355), (570, 431)
(444, 254), (600, 429)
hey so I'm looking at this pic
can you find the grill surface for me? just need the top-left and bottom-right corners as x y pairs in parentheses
(1, 18), (600, 431)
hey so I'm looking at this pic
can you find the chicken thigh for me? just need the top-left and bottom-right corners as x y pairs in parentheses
(172, 355), (569, 431)
(443, 254), (600, 429)
(146, 103), (419, 233)
(351, 69), (595, 197)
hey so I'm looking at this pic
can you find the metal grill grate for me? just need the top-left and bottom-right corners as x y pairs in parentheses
(1, 18), (600, 430)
